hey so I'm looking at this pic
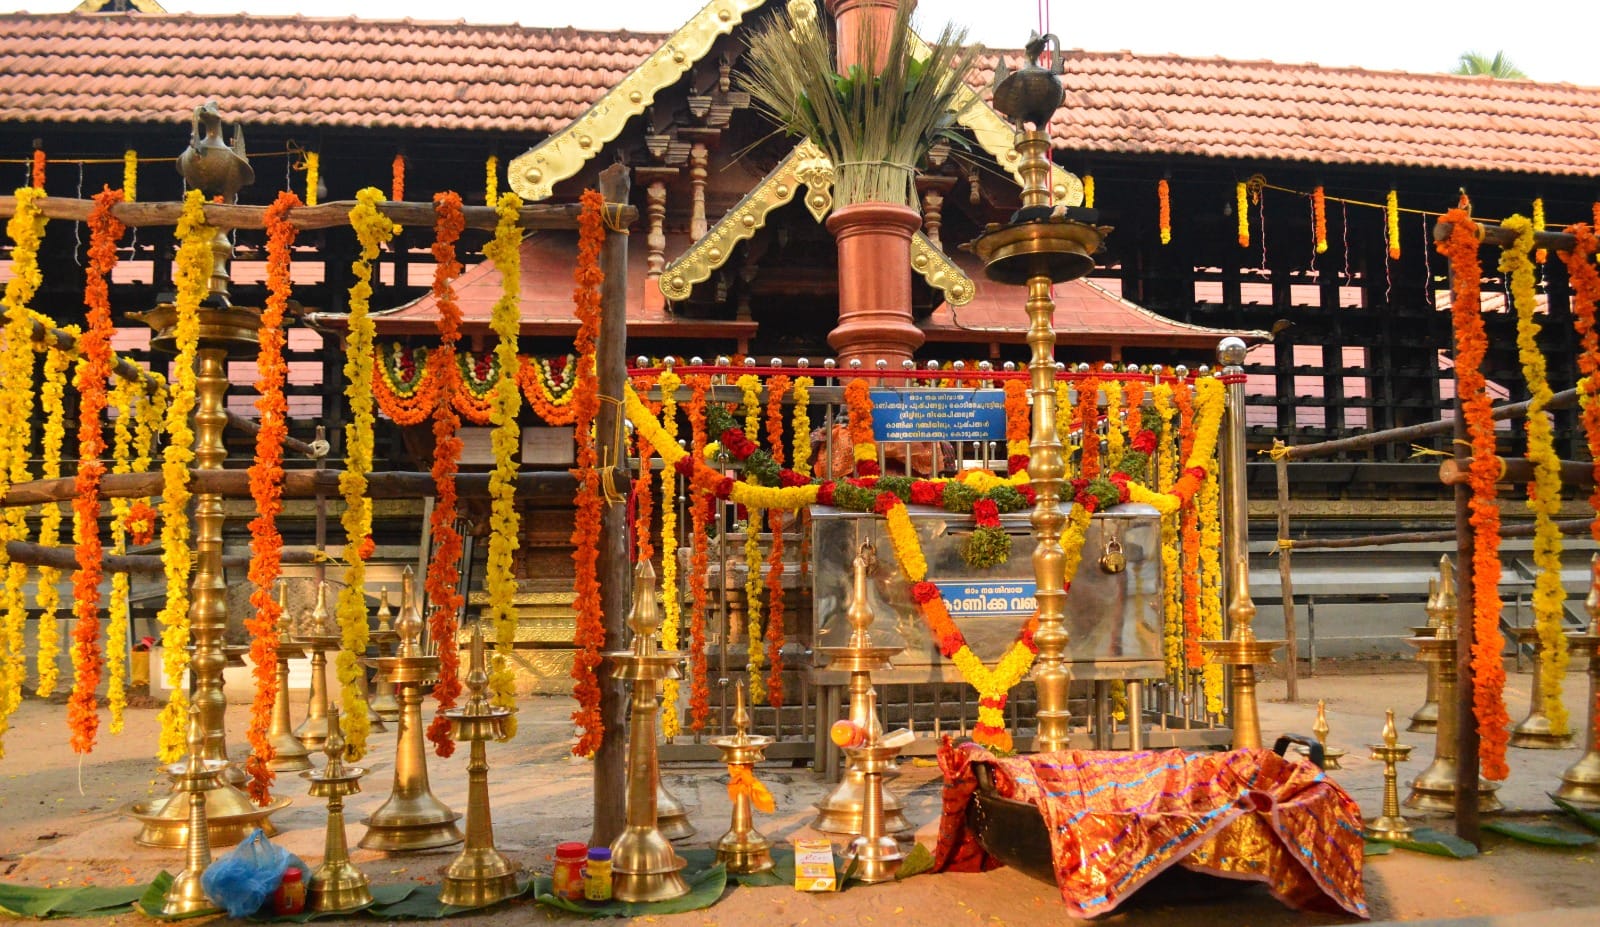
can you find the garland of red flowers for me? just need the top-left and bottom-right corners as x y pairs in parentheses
(240, 191), (299, 801)
(763, 375), (791, 706)
(1438, 206), (1510, 781)
(1559, 224), (1600, 543)
(423, 192), (469, 756)
(685, 376), (713, 731)
(391, 154), (405, 203)
(67, 188), (124, 755)
(569, 189), (607, 757)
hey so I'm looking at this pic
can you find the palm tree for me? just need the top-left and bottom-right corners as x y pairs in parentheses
(1453, 51), (1528, 80)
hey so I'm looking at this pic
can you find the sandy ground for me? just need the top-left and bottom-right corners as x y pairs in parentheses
(2, 659), (1599, 925)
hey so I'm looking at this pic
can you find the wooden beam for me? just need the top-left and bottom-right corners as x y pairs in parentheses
(3, 541), (332, 575)
(1434, 220), (1578, 252)
(0, 195), (636, 232)
(1281, 387), (1580, 461)
(1283, 517), (1595, 551)
(1438, 456), (1596, 489)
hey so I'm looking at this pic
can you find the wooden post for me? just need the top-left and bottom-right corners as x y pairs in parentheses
(1275, 455), (1299, 700)
(591, 163), (632, 848)
(1453, 408), (1481, 845)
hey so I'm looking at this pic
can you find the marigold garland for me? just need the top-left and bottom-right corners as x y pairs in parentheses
(1438, 207), (1510, 781)
(1083, 174), (1094, 209)
(31, 149), (44, 189)
(1152, 384), (1184, 680)
(845, 378), (878, 471)
(1500, 215), (1568, 736)
(123, 150), (137, 202)
(1003, 379), (1029, 470)
(792, 375), (814, 582)
(657, 369), (683, 736)
(425, 191), (469, 756)
(337, 188), (397, 761)
(1386, 189), (1401, 261)
(391, 154), (405, 202)
(485, 156), (499, 205)
(241, 191), (299, 801)
(304, 151), (320, 206)
(1103, 380), (1125, 470)
(1158, 179), (1171, 246)
(1076, 378), (1101, 480)
(1531, 198), (1546, 264)
(1198, 463), (1224, 716)
(737, 373), (767, 701)
(483, 191), (525, 733)
(685, 375), (713, 732)
(1312, 185), (1327, 254)
(0, 187), (46, 758)
(1559, 224), (1600, 557)
(569, 189), (607, 757)
(106, 378), (137, 733)
(763, 374), (791, 707)
(1236, 181), (1249, 248)
(34, 336), (73, 699)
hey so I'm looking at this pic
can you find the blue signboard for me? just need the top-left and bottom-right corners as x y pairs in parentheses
(868, 388), (1006, 442)
(933, 580), (1038, 618)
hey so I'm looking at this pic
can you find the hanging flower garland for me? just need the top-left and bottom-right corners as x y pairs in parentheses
(485, 156), (499, 205)
(520, 355), (580, 425)
(424, 192), (469, 756)
(1198, 462), (1224, 716)
(685, 375), (714, 732)
(792, 375), (814, 581)
(1152, 384), (1184, 680)
(34, 334), (74, 699)
(1083, 174), (1095, 209)
(337, 188), (397, 760)
(763, 374), (791, 706)
(1386, 189), (1401, 261)
(1499, 215), (1569, 736)
(1531, 198), (1546, 264)
(304, 151), (320, 206)
(241, 191), (300, 802)
(105, 379), (137, 733)
(1437, 206), (1510, 781)
(123, 151), (137, 202)
(483, 191), (525, 733)
(390, 153), (405, 202)
(1158, 179), (1171, 246)
(153, 190), (210, 762)
(31, 149), (45, 189)
(735, 373), (768, 703)
(657, 369), (683, 737)
(569, 189), (607, 758)
(0, 187), (47, 758)
(1103, 381), (1125, 470)
(1076, 378), (1101, 480)
(1003, 379), (1029, 474)
(1559, 224), (1600, 550)
(1312, 185), (1328, 254)
(845, 378), (878, 475)
(1236, 182), (1250, 248)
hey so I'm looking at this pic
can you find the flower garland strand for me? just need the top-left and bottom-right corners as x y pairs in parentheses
(1437, 207), (1510, 781)
(1004, 379), (1029, 474)
(0, 187), (46, 758)
(1312, 185), (1328, 254)
(845, 378), (878, 475)
(242, 191), (300, 802)
(1559, 224), (1600, 552)
(1386, 189), (1401, 261)
(1236, 181), (1249, 248)
(1531, 198), (1546, 264)
(34, 335), (74, 698)
(1500, 215), (1568, 736)
(424, 192), (469, 756)
(657, 369), (683, 737)
(569, 189), (607, 757)
(483, 191), (525, 733)
(685, 376), (713, 732)
(1158, 178), (1171, 245)
(106, 379), (137, 733)
(1152, 384), (1184, 680)
(792, 376), (814, 582)
(1083, 174), (1095, 209)
(153, 190), (210, 762)
(737, 373), (767, 702)
(123, 150), (137, 202)
(763, 374), (791, 706)
(1198, 459), (1224, 716)
(337, 188), (397, 760)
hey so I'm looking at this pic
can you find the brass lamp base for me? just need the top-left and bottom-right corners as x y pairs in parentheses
(307, 859), (373, 914)
(1364, 814), (1414, 844)
(125, 790), (290, 849)
(1201, 638), (1283, 750)
(841, 743), (904, 884)
(1553, 631), (1600, 805)
(1553, 750), (1600, 807)
(610, 825), (689, 903)
(715, 829), (774, 875)
(268, 730), (314, 773)
(439, 847), (520, 908)
(1407, 700), (1439, 735)
(1403, 758), (1502, 814)
(359, 809), (464, 853)
(811, 770), (912, 836)
(1510, 711), (1574, 749)
(656, 782), (697, 841)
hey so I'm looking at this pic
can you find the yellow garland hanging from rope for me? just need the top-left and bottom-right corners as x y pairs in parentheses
(0, 186), (46, 759)
(657, 369), (683, 738)
(737, 373), (766, 701)
(106, 378), (138, 733)
(483, 191), (524, 732)
(337, 188), (397, 759)
(1386, 189), (1401, 261)
(123, 150), (137, 202)
(155, 189), (210, 762)
(1500, 215), (1569, 735)
(33, 333), (76, 697)
(304, 151), (320, 206)
(1153, 384), (1184, 681)
(1236, 182), (1249, 248)
(1198, 461), (1224, 716)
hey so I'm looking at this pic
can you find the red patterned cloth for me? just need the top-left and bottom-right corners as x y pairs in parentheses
(934, 740), (1368, 919)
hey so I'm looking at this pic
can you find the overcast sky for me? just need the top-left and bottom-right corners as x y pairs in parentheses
(19, 0), (1600, 87)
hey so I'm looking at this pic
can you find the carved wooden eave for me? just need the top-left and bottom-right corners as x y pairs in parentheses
(508, 0), (768, 202)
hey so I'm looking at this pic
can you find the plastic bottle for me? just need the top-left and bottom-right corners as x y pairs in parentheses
(582, 847), (613, 901)
(272, 867), (306, 916)
(552, 842), (588, 901)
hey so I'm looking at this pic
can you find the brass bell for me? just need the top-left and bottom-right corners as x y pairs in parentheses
(1099, 537), (1126, 574)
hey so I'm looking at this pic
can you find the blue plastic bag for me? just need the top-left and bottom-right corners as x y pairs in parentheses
(201, 827), (297, 917)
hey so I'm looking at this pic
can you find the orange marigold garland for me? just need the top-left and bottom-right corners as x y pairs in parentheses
(1235, 181), (1249, 248)
(67, 187), (124, 755)
(1560, 224), (1600, 543)
(391, 154), (405, 203)
(1003, 378), (1029, 474)
(1312, 185), (1328, 254)
(1157, 178), (1171, 246)
(685, 375), (713, 732)
(569, 189), (607, 757)
(1438, 207), (1510, 780)
(844, 378), (878, 474)
(31, 148), (45, 189)
(763, 374), (791, 706)
(242, 191), (300, 801)
(425, 192), (469, 756)
(1076, 378), (1101, 480)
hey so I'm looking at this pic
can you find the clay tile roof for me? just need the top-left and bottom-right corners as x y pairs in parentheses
(968, 50), (1600, 177)
(0, 12), (664, 133)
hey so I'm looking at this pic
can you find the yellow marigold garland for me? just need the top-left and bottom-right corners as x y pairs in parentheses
(1236, 182), (1249, 248)
(1083, 174), (1094, 209)
(33, 335), (74, 697)
(1312, 185), (1327, 254)
(737, 374), (766, 701)
(1157, 178), (1171, 246)
(304, 151), (320, 206)
(1153, 384), (1184, 681)
(337, 188), (397, 759)
(1501, 215), (1568, 736)
(1198, 461), (1224, 716)
(1531, 197), (1546, 264)
(485, 156), (499, 205)
(792, 375), (814, 581)
(0, 186), (46, 758)
(155, 190), (210, 762)
(482, 191), (524, 732)
(123, 150), (137, 202)
(1386, 189), (1401, 261)
(657, 369), (683, 737)
(106, 378), (137, 733)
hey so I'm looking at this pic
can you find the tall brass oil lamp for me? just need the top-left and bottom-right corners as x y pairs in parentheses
(126, 106), (288, 846)
(368, 587), (401, 723)
(160, 702), (225, 917)
(362, 566), (463, 851)
(608, 560), (689, 903)
(293, 579), (341, 751)
(1311, 700), (1346, 770)
(1364, 709), (1414, 843)
(1553, 554), (1600, 806)
(1406, 578), (1443, 733)
(438, 619), (520, 907)
(965, 33), (1107, 753)
(1508, 623), (1572, 749)
(265, 581), (313, 772)
(1200, 339), (1284, 749)
(841, 725), (908, 883)
(305, 707), (373, 914)
(812, 541), (910, 835)
(710, 682), (774, 874)
(1404, 556), (1501, 813)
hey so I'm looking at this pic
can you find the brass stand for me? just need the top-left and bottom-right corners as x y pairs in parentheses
(1509, 626), (1573, 749)
(656, 784), (696, 841)
(266, 582), (313, 773)
(1365, 709), (1414, 843)
(368, 588), (400, 723)
(813, 542), (910, 836)
(305, 708), (373, 914)
(161, 703), (225, 916)
(608, 561), (689, 903)
(293, 580), (338, 750)
(711, 683), (774, 874)
(363, 566), (463, 852)
(1554, 554), (1600, 806)
(842, 740), (905, 883)
(1202, 339), (1283, 749)
(438, 620), (519, 907)
(1405, 556), (1501, 813)
(1407, 578), (1443, 734)
(1311, 699), (1347, 770)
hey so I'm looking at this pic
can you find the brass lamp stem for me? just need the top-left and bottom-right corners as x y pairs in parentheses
(1027, 265), (1070, 753)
